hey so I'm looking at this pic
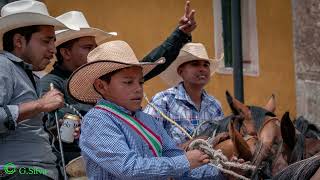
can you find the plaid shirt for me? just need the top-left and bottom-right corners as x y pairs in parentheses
(144, 83), (224, 144)
(80, 99), (223, 180)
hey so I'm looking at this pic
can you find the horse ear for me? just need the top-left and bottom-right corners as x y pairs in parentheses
(226, 91), (255, 134)
(264, 94), (276, 113)
(225, 91), (250, 117)
(226, 91), (240, 115)
(229, 117), (253, 161)
(281, 112), (297, 150)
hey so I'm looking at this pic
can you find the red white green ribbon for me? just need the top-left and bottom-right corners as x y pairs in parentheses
(95, 103), (162, 157)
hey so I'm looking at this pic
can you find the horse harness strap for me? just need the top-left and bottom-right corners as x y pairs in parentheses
(251, 117), (281, 166)
(243, 134), (256, 141)
(251, 140), (263, 165)
(257, 117), (280, 138)
(272, 140), (284, 168)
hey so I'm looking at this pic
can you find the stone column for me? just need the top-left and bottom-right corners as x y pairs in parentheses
(292, 0), (320, 125)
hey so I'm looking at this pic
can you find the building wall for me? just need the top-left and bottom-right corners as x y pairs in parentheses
(44, 0), (296, 118)
(292, 0), (320, 125)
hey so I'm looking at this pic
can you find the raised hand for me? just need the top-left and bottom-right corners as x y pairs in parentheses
(178, 1), (197, 34)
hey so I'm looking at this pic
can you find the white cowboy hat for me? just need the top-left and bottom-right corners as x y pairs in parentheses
(159, 43), (222, 87)
(55, 11), (117, 46)
(68, 40), (165, 104)
(0, 0), (79, 50)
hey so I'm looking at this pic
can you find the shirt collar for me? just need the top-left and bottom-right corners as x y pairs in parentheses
(174, 82), (207, 100)
(0, 50), (33, 70)
(174, 82), (211, 108)
(97, 98), (140, 116)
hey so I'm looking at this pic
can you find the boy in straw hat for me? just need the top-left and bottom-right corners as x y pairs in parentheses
(144, 43), (224, 146)
(40, 1), (196, 164)
(0, 0), (78, 179)
(67, 40), (223, 179)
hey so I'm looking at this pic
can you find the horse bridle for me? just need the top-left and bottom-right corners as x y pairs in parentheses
(250, 117), (284, 177)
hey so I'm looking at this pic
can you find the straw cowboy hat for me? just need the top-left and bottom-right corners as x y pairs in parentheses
(0, 0), (79, 50)
(55, 11), (117, 46)
(68, 40), (165, 104)
(66, 156), (87, 178)
(159, 43), (222, 86)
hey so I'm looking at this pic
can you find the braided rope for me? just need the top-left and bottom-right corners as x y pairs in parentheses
(189, 139), (256, 180)
(192, 120), (213, 137)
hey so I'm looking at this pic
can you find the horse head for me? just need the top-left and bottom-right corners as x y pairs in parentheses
(281, 112), (320, 164)
(228, 115), (255, 161)
(226, 91), (256, 135)
(225, 91), (277, 136)
(226, 92), (288, 178)
(209, 115), (258, 161)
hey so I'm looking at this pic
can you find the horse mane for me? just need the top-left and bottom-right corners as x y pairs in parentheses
(248, 106), (276, 131)
(295, 116), (320, 139)
(272, 154), (320, 180)
(196, 116), (232, 137)
(289, 133), (305, 164)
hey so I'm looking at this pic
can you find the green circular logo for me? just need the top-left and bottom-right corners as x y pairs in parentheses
(4, 162), (16, 175)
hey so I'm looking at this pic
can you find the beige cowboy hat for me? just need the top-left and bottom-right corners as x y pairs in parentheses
(55, 11), (117, 47)
(0, 0), (79, 50)
(68, 40), (165, 104)
(159, 42), (222, 86)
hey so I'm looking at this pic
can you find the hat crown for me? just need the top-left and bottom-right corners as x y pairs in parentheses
(180, 43), (209, 60)
(56, 11), (90, 29)
(1, 0), (49, 17)
(88, 40), (138, 64)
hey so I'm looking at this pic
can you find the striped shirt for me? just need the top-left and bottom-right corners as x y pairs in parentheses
(80, 99), (223, 180)
(144, 83), (224, 144)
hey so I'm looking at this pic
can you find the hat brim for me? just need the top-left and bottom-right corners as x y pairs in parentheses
(55, 28), (117, 46)
(66, 156), (86, 177)
(0, 12), (78, 50)
(68, 58), (165, 104)
(159, 51), (220, 87)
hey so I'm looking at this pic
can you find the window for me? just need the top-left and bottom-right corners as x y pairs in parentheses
(213, 0), (259, 76)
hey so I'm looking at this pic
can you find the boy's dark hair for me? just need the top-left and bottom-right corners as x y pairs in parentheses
(3, 25), (41, 52)
(98, 69), (122, 84)
(55, 38), (80, 66)
(93, 68), (123, 96)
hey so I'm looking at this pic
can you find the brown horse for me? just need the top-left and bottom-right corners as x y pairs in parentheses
(181, 115), (257, 161)
(280, 112), (320, 164)
(225, 114), (288, 178)
(188, 91), (280, 164)
(196, 92), (320, 179)
(210, 115), (258, 161)
(225, 92), (289, 178)
(272, 154), (320, 180)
